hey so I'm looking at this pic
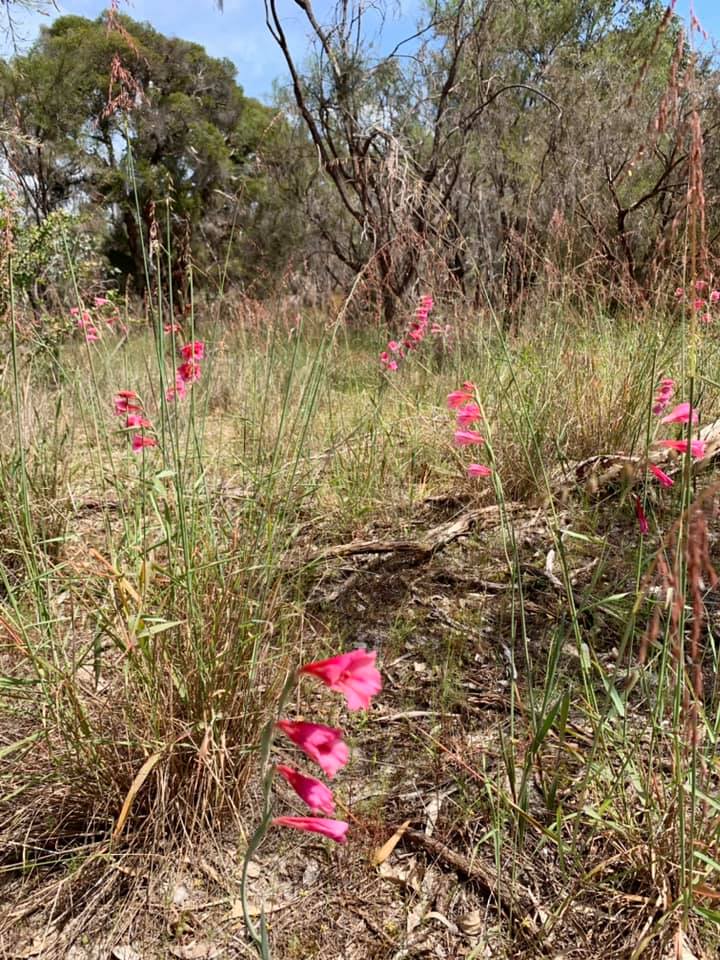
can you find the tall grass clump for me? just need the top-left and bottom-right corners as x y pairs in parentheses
(0, 238), (333, 874)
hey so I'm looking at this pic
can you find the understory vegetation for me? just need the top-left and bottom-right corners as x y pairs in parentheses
(2, 0), (720, 958)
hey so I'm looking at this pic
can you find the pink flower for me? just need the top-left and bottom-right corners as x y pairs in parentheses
(658, 439), (706, 459)
(85, 326), (100, 342)
(300, 649), (382, 711)
(467, 463), (492, 478)
(272, 816), (348, 843)
(180, 340), (205, 361)
(164, 323), (181, 335)
(379, 352), (390, 364)
(276, 720), (349, 778)
(93, 296), (110, 307)
(69, 306), (80, 317)
(276, 765), (335, 815)
(77, 310), (91, 328)
(166, 377), (187, 402)
(126, 413), (153, 429)
(711, 290), (720, 303)
(649, 463), (674, 487)
(131, 434), (157, 452)
(634, 496), (649, 535)
(702, 313), (713, 324)
(696, 280), (708, 292)
(661, 402), (698, 425)
(674, 287), (685, 300)
(388, 340), (400, 352)
(387, 360), (398, 371)
(694, 299), (705, 311)
(652, 378), (675, 415)
(177, 360), (201, 384)
(447, 388), (474, 409)
(456, 402), (481, 427)
(114, 391), (141, 416)
(454, 429), (485, 446)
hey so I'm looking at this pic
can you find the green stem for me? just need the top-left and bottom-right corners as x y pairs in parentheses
(240, 668), (298, 954)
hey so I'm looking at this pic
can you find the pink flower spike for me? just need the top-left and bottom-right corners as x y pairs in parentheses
(454, 429), (485, 447)
(467, 463), (492, 478)
(272, 816), (348, 844)
(658, 439), (706, 459)
(456, 402), (481, 428)
(177, 360), (201, 384)
(276, 720), (349, 778)
(300, 649), (382, 712)
(661, 402), (698, 425)
(711, 290), (720, 303)
(85, 326), (100, 342)
(388, 340), (400, 352)
(131, 434), (157, 452)
(649, 463), (674, 488)
(387, 360), (398, 371)
(276, 765), (336, 815)
(69, 306), (80, 317)
(93, 296), (110, 307)
(634, 496), (649, 535)
(694, 299), (705, 311)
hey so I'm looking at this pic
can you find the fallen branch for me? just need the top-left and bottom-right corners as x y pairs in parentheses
(308, 503), (525, 563)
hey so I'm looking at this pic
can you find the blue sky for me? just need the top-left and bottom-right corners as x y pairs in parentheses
(2, 0), (718, 103)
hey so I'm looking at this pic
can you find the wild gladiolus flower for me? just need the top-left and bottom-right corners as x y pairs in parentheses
(634, 496), (649, 535)
(272, 816), (348, 843)
(180, 340), (205, 361)
(467, 463), (492, 478)
(276, 720), (349, 778)
(454, 429), (485, 446)
(658, 439), (706, 459)
(85, 326), (100, 342)
(131, 434), (157, 452)
(70, 306), (80, 317)
(696, 279), (708, 292)
(164, 323), (181, 334)
(456, 402), (481, 427)
(126, 413), (153, 429)
(114, 390), (141, 415)
(93, 296), (110, 307)
(652, 377), (675, 415)
(649, 463), (673, 487)
(300, 649), (382, 711)
(447, 388), (474, 409)
(177, 360), (201, 383)
(711, 290), (720, 303)
(694, 298), (705, 311)
(276, 764), (335, 815)
(166, 377), (187, 402)
(661, 402), (698, 425)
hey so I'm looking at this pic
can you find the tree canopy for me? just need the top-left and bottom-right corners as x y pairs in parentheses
(0, 12), (302, 301)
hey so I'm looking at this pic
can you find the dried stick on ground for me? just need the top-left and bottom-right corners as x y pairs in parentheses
(403, 829), (547, 946)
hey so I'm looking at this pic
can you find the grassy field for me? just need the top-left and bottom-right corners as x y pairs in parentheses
(2, 299), (720, 958)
